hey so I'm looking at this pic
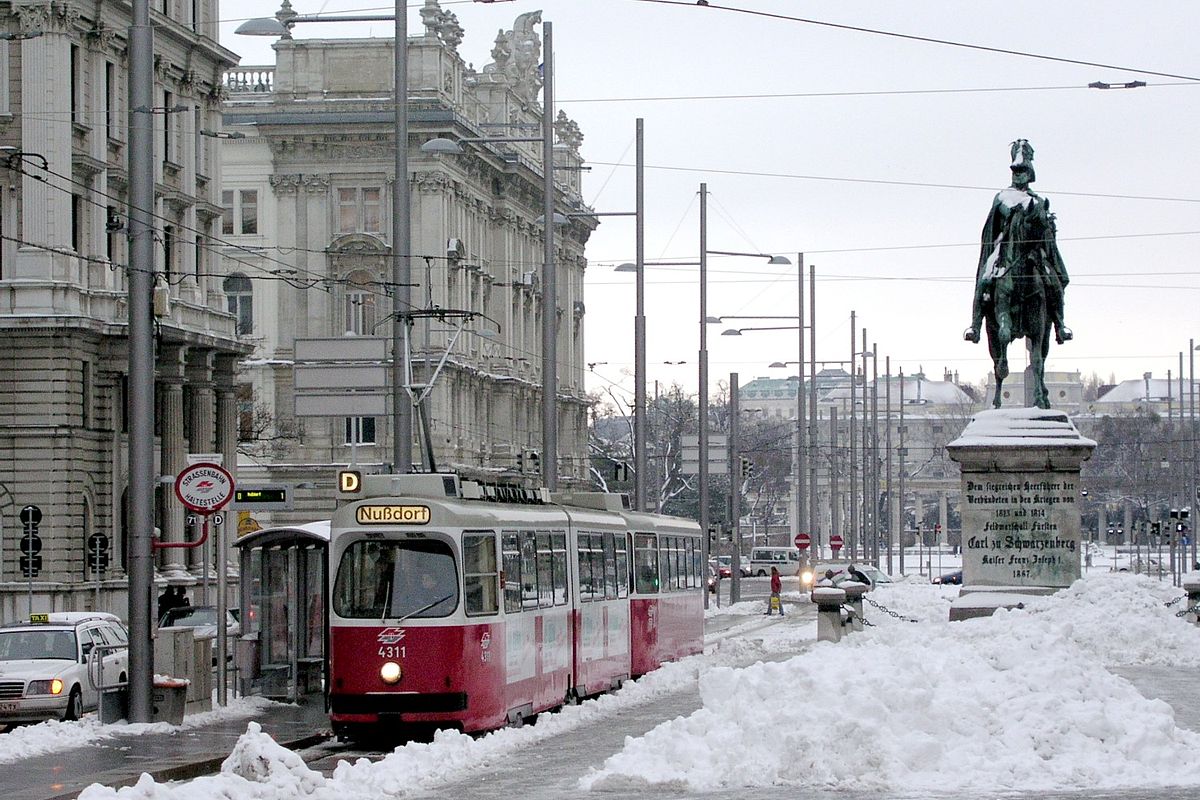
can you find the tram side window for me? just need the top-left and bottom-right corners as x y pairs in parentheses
(577, 532), (597, 602)
(520, 531), (539, 610)
(502, 531), (522, 613)
(658, 537), (673, 592)
(603, 532), (618, 599)
(685, 538), (696, 588)
(551, 533), (568, 605)
(675, 538), (686, 590)
(615, 535), (629, 598)
(536, 532), (555, 609)
(634, 533), (658, 593)
(690, 538), (702, 588)
(463, 532), (499, 616)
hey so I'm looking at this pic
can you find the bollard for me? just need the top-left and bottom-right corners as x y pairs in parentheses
(841, 581), (869, 632)
(1184, 578), (1200, 625)
(812, 586), (847, 643)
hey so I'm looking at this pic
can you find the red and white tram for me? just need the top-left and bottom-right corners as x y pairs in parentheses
(327, 472), (704, 739)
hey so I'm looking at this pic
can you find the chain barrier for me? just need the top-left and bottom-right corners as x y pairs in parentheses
(1176, 604), (1200, 619)
(1164, 594), (1185, 608)
(862, 595), (919, 623)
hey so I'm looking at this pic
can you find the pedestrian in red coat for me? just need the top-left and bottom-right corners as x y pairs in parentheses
(766, 566), (784, 616)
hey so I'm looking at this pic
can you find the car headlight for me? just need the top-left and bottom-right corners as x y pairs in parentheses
(26, 678), (64, 696)
(380, 661), (402, 684)
(801, 570), (814, 586)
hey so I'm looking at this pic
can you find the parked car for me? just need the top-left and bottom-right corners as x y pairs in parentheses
(801, 562), (894, 591)
(159, 605), (240, 637)
(745, 546), (802, 577)
(932, 569), (963, 585)
(0, 612), (128, 724)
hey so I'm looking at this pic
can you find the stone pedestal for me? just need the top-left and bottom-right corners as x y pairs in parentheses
(947, 408), (1095, 593)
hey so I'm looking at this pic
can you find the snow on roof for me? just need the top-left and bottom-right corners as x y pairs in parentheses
(1095, 378), (1200, 403)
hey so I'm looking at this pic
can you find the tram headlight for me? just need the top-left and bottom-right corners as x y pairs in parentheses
(380, 661), (403, 684)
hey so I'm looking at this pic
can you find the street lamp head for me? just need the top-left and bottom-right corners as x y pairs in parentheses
(767, 255), (792, 265)
(421, 137), (466, 155)
(235, 17), (290, 36)
(614, 263), (638, 273)
(768, 361), (788, 368)
(535, 212), (569, 226)
(704, 316), (723, 324)
(721, 328), (742, 336)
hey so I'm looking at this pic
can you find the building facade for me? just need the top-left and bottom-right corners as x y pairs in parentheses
(0, 0), (246, 620)
(220, 5), (595, 528)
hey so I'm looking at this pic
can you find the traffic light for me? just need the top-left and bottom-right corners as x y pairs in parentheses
(1151, 521), (1161, 538)
(739, 456), (752, 480)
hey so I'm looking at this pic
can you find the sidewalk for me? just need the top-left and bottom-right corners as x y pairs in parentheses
(5, 699), (329, 800)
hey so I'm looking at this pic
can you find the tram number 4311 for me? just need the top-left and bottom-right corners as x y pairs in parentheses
(379, 645), (406, 658)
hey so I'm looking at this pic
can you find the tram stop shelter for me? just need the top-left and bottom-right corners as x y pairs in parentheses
(233, 521), (330, 703)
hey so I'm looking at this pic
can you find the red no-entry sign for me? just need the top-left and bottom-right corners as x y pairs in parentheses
(829, 533), (844, 552)
(794, 532), (811, 550)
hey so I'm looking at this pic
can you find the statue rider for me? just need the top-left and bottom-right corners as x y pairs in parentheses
(964, 139), (1071, 346)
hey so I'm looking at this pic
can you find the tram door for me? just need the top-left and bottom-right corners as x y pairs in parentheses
(253, 544), (326, 701)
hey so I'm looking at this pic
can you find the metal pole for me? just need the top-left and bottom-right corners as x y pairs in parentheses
(885, 356), (893, 575)
(730, 372), (741, 604)
(633, 118), (646, 511)
(849, 313), (857, 561)
(796, 253), (806, 556)
(215, 514), (227, 705)
(898, 369), (906, 576)
(830, 406), (840, 551)
(861, 329), (869, 562)
(127, 0), (156, 723)
(1190, 338), (1196, 573)
(872, 341), (879, 566)
(698, 184), (710, 608)
(392, 1), (412, 473)
(808, 264), (818, 559)
(541, 21), (558, 490)
(26, 521), (32, 616)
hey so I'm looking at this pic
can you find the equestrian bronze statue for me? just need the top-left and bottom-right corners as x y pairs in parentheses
(964, 139), (1071, 409)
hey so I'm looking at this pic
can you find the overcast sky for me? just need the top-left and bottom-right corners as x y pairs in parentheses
(221, 1), (1200, 400)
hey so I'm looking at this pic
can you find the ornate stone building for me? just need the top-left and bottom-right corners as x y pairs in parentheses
(221, 4), (595, 525)
(0, 0), (246, 619)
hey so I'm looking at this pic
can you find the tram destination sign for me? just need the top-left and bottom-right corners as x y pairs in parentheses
(355, 505), (431, 525)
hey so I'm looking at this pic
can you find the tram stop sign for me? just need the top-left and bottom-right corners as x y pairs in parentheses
(829, 533), (844, 552)
(794, 532), (811, 550)
(174, 462), (235, 513)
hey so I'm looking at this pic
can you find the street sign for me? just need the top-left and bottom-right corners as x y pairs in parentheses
(295, 336), (389, 362)
(174, 462), (235, 513)
(294, 391), (387, 418)
(19, 533), (42, 555)
(294, 364), (388, 390)
(19, 505), (42, 526)
(830, 533), (844, 552)
(187, 453), (224, 466)
(794, 532), (811, 550)
(20, 554), (41, 578)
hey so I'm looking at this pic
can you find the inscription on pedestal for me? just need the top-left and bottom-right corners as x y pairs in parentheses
(962, 472), (1081, 587)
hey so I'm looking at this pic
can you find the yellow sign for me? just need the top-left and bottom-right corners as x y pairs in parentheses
(355, 505), (431, 525)
(339, 469), (362, 493)
(237, 511), (262, 537)
(29, 613), (50, 623)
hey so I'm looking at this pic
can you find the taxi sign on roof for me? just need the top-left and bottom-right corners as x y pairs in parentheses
(29, 613), (49, 623)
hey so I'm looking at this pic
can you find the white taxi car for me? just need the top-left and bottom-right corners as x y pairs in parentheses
(0, 612), (128, 724)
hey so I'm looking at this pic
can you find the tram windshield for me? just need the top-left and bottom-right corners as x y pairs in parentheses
(333, 539), (458, 619)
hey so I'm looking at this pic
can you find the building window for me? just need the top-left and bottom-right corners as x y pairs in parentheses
(343, 270), (377, 334)
(223, 273), (253, 334)
(236, 383), (254, 441)
(163, 90), (173, 161)
(70, 45), (81, 123)
(221, 189), (258, 235)
(345, 417), (376, 445)
(336, 187), (382, 233)
(194, 235), (203, 282)
(162, 224), (174, 279)
(71, 195), (82, 251)
(105, 62), (117, 139)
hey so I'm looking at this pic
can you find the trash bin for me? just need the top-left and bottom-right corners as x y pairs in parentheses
(151, 677), (190, 724)
(99, 688), (128, 724)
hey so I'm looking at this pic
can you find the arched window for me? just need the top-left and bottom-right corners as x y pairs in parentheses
(223, 273), (253, 334)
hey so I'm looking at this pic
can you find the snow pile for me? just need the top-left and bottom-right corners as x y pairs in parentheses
(0, 695), (278, 764)
(580, 573), (1200, 793)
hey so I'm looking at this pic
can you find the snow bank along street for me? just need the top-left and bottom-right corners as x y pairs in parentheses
(28, 573), (1200, 798)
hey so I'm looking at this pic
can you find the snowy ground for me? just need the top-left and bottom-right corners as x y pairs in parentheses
(57, 570), (1200, 799)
